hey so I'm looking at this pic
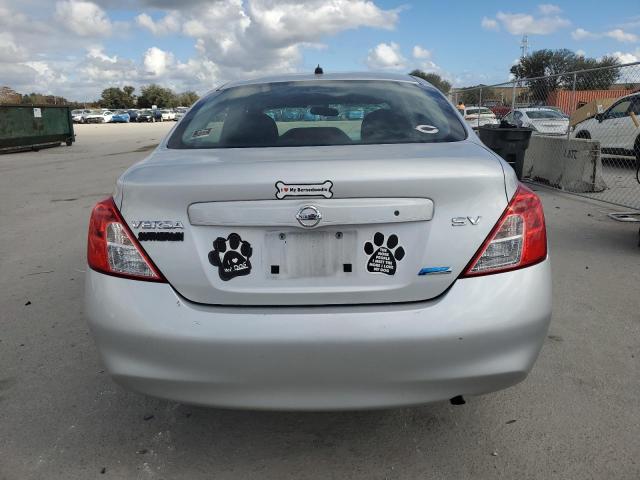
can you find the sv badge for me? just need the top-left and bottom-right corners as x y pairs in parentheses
(451, 216), (481, 226)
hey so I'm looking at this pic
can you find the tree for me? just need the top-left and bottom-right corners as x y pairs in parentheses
(0, 86), (21, 104)
(455, 84), (496, 105)
(409, 70), (451, 94)
(177, 91), (199, 107)
(137, 84), (177, 108)
(510, 49), (620, 99)
(99, 86), (136, 109)
(572, 55), (620, 90)
(20, 92), (70, 105)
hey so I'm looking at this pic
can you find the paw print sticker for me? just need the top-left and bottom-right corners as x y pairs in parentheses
(208, 233), (253, 281)
(364, 232), (405, 275)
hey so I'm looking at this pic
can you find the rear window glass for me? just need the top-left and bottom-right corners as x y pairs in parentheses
(167, 80), (466, 149)
(526, 110), (566, 119)
(466, 108), (493, 115)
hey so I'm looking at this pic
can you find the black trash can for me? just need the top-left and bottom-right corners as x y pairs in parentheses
(478, 125), (533, 180)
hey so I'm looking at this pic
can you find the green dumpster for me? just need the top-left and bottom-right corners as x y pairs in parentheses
(0, 105), (75, 153)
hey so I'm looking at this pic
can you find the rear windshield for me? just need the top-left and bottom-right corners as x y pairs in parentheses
(466, 107), (493, 115)
(526, 110), (566, 119)
(167, 80), (466, 149)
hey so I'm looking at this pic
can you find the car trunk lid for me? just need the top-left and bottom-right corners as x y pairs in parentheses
(118, 141), (508, 306)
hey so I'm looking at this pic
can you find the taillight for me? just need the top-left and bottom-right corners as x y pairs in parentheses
(462, 184), (547, 277)
(87, 197), (166, 282)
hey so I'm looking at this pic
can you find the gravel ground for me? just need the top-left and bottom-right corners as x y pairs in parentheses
(1, 122), (639, 479)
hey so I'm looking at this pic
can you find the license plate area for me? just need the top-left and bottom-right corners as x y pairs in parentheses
(264, 230), (357, 279)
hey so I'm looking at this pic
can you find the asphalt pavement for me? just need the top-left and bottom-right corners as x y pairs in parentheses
(1, 123), (639, 479)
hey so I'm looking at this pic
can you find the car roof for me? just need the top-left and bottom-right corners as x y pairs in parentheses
(218, 71), (421, 90)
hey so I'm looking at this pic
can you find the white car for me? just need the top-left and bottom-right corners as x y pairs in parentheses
(71, 109), (90, 123)
(83, 110), (113, 123)
(460, 106), (499, 129)
(503, 108), (569, 136)
(160, 109), (176, 121)
(174, 107), (188, 121)
(85, 72), (551, 410)
(572, 93), (640, 158)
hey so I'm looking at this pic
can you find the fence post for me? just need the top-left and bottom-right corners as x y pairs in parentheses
(567, 72), (577, 140)
(511, 80), (517, 110)
(478, 87), (482, 129)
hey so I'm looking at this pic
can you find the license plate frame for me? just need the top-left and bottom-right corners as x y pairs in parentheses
(264, 230), (357, 279)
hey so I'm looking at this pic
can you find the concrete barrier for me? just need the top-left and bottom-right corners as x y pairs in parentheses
(523, 136), (606, 193)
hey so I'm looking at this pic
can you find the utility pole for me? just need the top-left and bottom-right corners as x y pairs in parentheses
(520, 35), (529, 58)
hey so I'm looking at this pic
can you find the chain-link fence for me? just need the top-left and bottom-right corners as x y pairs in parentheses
(450, 61), (640, 211)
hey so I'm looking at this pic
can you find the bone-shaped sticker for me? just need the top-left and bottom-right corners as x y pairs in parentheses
(275, 180), (333, 199)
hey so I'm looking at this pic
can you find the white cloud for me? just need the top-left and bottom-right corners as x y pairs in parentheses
(610, 47), (640, 64)
(143, 46), (174, 76)
(135, 11), (181, 35)
(25, 61), (69, 85)
(410, 45), (440, 73)
(366, 42), (405, 70)
(55, 0), (112, 37)
(576, 49), (586, 57)
(494, 10), (570, 35)
(0, 0), (402, 99)
(247, 0), (398, 45)
(571, 28), (593, 40)
(0, 32), (28, 62)
(412, 45), (431, 59)
(86, 45), (117, 63)
(572, 27), (638, 43)
(538, 4), (562, 15)
(481, 17), (499, 31)
(606, 28), (638, 43)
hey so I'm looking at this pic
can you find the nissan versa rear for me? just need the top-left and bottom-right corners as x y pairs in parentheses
(85, 72), (551, 410)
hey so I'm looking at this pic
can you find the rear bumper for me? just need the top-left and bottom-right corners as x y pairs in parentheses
(85, 260), (552, 410)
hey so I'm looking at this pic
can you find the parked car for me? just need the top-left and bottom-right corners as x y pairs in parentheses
(346, 109), (364, 120)
(538, 106), (569, 118)
(136, 109), (157, 122)
(502, 108), (569, 136)
(126, 109), (139, 122)
(572, 92), (640, 159)
(160, 109), (176, 121)
(460, 106), (499, 129)
(111, 110), (131, 123)
(71, 109), (90, 123)
(174, 107), (188, 121)
(85, 72), (551, 410)
(84, 110), (113, 123)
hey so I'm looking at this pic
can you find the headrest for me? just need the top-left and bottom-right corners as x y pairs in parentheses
(361, 109), (413, 143)
(220, 112), (278, 147)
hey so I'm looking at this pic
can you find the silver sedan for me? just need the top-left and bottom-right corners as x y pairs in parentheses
(85, 72), (551, 410)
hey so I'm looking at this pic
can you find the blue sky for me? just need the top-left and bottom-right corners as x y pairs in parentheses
(1, 0), (638, 100)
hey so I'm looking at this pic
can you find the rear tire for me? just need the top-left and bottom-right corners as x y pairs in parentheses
(575, 130), (591, 139)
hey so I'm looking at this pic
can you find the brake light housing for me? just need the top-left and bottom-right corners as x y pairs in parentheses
(87, 197), (166, 282)
(462, 184), (547, 277)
